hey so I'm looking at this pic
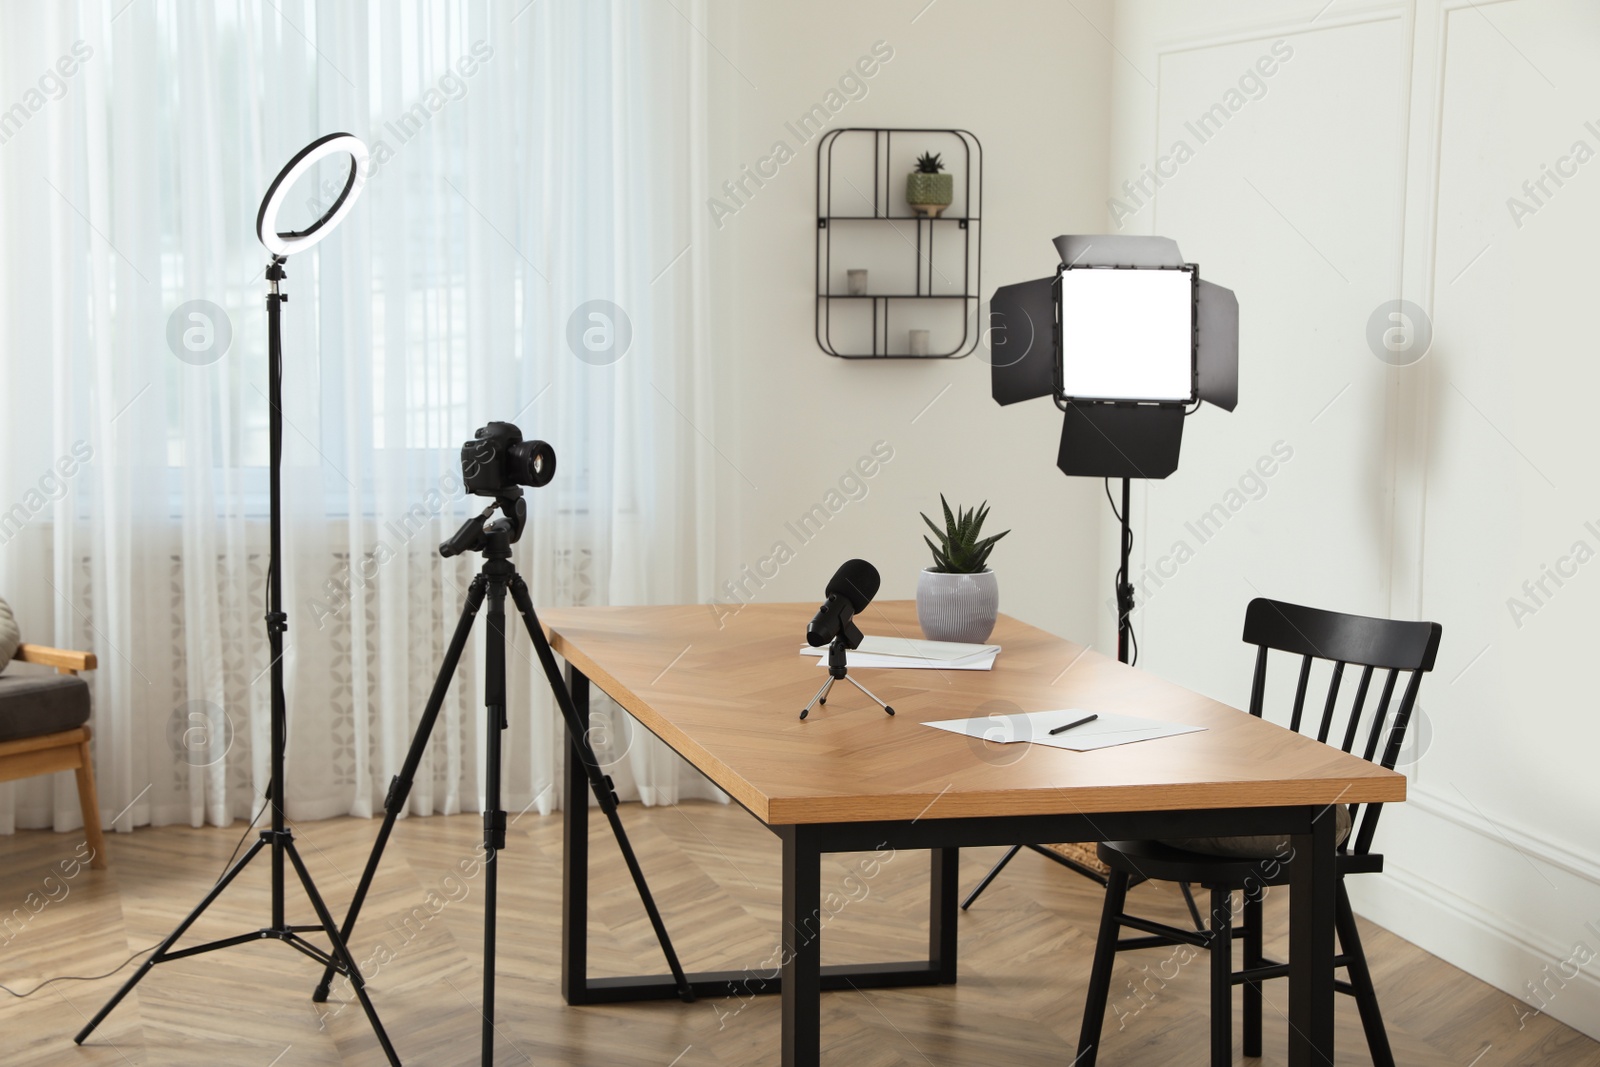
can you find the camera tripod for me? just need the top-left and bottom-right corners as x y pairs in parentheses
(309, 494), (693, 1065)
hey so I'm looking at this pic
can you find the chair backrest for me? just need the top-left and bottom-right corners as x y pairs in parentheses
(1242, 598), (1442, 855)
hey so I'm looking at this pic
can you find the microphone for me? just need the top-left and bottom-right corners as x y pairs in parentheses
(806, 559), (880, 648)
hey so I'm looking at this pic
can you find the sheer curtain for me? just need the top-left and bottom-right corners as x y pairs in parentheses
(0, 0), (723, 836)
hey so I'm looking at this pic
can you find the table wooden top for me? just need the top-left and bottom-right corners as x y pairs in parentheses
(541, 601), (1406, 826)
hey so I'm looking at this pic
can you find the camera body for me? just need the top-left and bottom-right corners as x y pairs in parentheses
(461, 422), (556, 496)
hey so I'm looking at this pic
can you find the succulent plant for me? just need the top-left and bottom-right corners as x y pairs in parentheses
(921, 495), (1009, 574)
(914, 151), (945, 174)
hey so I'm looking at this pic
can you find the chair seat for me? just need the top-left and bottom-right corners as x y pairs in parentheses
(1159, 802), (1352, 861)
(0, 673), (91, 743)
(1039, 841), (1112, 878)
(1096, 837), (1383, 889)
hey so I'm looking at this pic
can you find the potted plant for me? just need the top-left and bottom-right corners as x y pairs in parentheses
(906, 151), (953, 217)
(917, 495), (1009, 643)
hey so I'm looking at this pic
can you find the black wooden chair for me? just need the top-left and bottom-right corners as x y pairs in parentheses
(1076, 598), (1442, 1066)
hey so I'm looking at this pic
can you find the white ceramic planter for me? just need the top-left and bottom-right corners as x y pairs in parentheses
(916, 568), (999, 643)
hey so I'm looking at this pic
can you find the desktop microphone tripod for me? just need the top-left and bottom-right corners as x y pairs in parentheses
(74, 258), (399, 1064)
(310, 493), (693, 1066)
(799, 623), (895, 720)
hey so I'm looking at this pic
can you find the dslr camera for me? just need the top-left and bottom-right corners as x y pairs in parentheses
(461, 421), (556, 496)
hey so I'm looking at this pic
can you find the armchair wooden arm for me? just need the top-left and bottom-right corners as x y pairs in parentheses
(1, 642), (106, 867)
(14, 644), (97, 675)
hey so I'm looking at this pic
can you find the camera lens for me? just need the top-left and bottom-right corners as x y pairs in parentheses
(509, 439), (556, 487)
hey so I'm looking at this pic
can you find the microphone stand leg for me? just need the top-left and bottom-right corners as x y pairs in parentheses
(842, 674), (895, 716)
(800, 676), (834, 720)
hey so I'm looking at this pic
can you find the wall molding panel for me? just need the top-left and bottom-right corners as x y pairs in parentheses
(1113, 0), (1600, 1043)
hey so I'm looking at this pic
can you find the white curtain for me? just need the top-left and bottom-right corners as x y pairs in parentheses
(0, 0), (724, 836)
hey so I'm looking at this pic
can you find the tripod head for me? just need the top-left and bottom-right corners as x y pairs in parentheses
(440, 490), (526, 560)
(822, 630), (856, 678)
(823, 617), (864, 675)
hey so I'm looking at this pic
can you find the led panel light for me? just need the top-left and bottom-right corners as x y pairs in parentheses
(989, 276), (1058, 406)
(1058, 267), (1194, 403)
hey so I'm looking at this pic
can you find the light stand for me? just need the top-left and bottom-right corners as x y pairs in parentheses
(76, 134), (398, 1062)
(1114, 476), (1134, 665)
(991, 235), (1239, 666)
(959, 234), (1240, 912)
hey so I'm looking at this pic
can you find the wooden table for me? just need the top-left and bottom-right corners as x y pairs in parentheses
(545, 601), (1405, 1066)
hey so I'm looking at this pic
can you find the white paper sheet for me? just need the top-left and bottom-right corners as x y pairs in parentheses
(922, 710), (1204, 751)
(814, 651), (997, 671)
(799, 635), (999, 670)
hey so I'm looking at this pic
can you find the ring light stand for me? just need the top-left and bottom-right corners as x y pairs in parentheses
(76, 134), (400, 1064)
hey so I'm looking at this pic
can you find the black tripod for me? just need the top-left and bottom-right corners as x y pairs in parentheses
(309, 493), (693, 1065)
(75, 258), (399, 1063)
(799, 620), (895, 721)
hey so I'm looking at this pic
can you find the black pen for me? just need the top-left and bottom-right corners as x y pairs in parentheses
(1049, 713), (1098, 736)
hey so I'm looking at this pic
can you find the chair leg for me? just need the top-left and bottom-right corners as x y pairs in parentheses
(1076, 868), (1130, 1067)
(1210, 886), (1234, 1067)
(960, 844), (1022, 910)
(1335, 882), (1394, 1067)
(73, 727), (107, 870)
(1180, 881), (1206, 930)
(1242, 889), (1263, 1058)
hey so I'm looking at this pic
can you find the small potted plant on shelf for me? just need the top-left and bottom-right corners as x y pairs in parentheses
(906, 151), (953, 217)
(917, 495), (1009, 642)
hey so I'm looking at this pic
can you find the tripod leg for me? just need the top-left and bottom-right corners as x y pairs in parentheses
(76, 834), (269, 1043)
(507, 576), (695, 1004)
(481, 578), (509, 1066)
(283, 841), (402, 1067)
(313, 573), (488, 1002)
(843, 674), (896, 715)
(961, 844), (1022, 911)
(800, 676), (833, 720)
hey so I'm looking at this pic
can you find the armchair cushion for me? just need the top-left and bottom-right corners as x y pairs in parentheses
(0, 672), (91, 742)
(0, 596), (19, 672)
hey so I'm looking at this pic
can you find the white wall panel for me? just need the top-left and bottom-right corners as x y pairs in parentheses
(1113, 0), (1600, 1042)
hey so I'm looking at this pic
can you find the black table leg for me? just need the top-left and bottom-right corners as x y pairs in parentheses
(1288, 803), (1337, 1065)
(781, 826), (823, 1067)
(561, 665), (591, 1005)
(929, 848), (958, 984)
(558, 683), (954, 1010)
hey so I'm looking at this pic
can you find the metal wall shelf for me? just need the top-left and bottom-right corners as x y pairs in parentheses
(815, 128), (982, 359)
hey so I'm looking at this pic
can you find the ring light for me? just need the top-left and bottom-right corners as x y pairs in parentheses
(80, 131), (399, 1062)
(255, 132), (369, 257)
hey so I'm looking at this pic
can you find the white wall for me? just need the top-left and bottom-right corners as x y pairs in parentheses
(1110, 0), (1600, 1040)
(704, 0), (1115, 646)
(704, 0), (1600, 1041)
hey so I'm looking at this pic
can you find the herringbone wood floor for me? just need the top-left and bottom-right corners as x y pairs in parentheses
(2, 801), (1595, 1066)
